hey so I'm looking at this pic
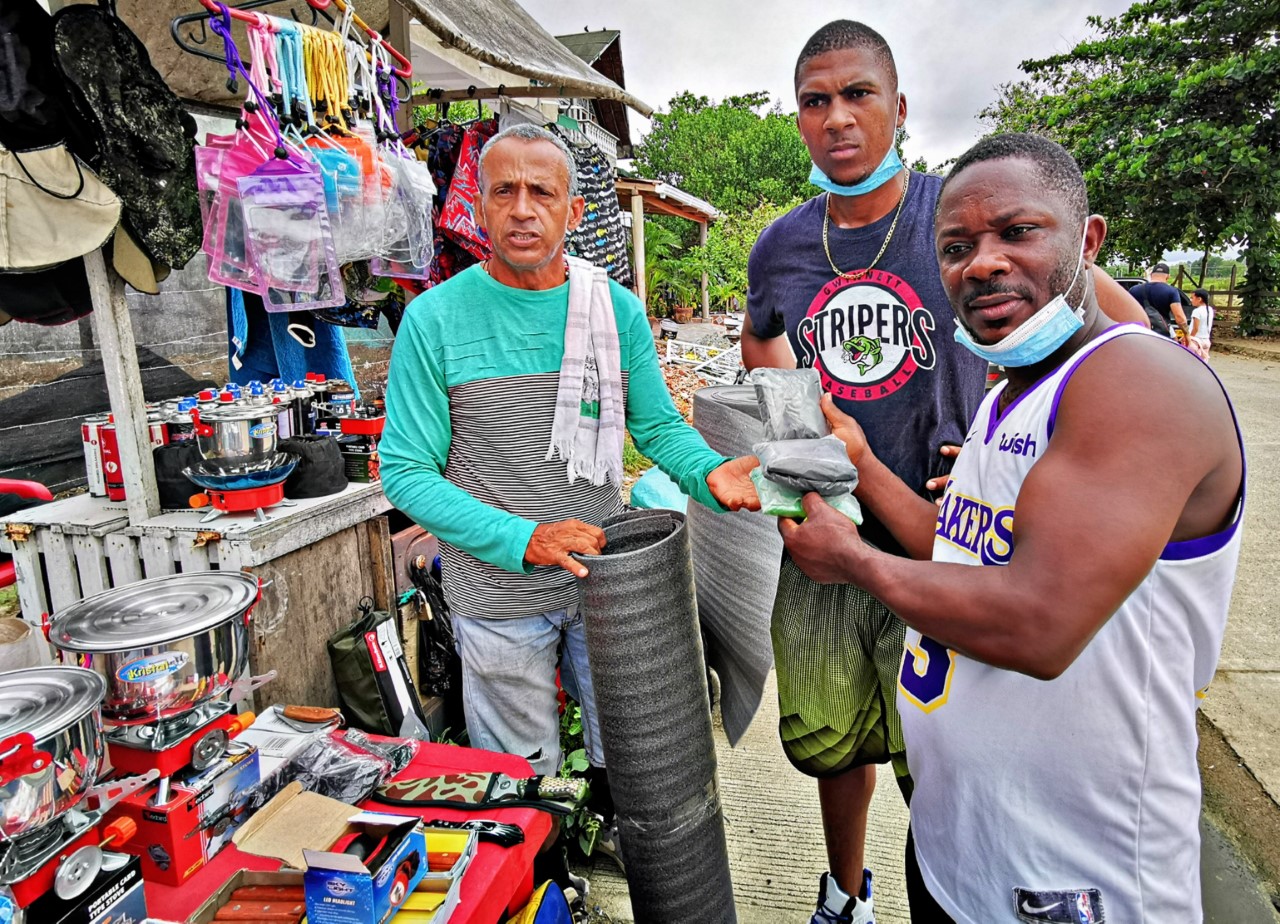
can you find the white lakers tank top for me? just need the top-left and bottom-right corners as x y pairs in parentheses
(898, 325), (1245, 923)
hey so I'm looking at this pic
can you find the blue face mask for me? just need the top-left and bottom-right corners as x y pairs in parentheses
(952, 229), (1089, 368)
(808, 94), (904, 197)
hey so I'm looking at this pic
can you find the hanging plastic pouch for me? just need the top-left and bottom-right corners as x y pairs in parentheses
(238, 157), (345, 311)
(307, 141), (364, 263)
(207, 140), (269, 291)
(371, 150), (436, 279)
(195, 132), (236, 248)
(326, 129), (384, 262)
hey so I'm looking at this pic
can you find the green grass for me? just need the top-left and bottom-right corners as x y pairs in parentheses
(0, 586), (18, 621)
(623, 433), (652, 476)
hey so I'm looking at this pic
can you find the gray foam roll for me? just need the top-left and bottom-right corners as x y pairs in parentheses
(574, 510), (736, 924)
(687, 385), (782, 745)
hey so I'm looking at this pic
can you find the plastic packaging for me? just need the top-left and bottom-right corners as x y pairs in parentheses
(240, 730), (393, 811)
(343, 728), (419, 775)
(750, 367), (831, 440)
(750, 467), (863, 523)
(753, 435), (858, 497)
(238, 156), (345, 311)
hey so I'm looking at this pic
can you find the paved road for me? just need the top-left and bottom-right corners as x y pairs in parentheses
(1200, 354), (1280, 808)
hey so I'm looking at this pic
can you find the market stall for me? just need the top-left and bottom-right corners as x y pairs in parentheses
(0, 0), (659, 920)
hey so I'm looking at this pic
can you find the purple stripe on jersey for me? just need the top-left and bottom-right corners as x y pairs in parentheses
(1161, 512), (1242, 560)
(1046, 323), (1148, 439)
(1160, 351), (1247, 561)
(983, 371), (1054, 444)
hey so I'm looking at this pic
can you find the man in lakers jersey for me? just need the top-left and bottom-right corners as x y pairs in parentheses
(779, 133), (1245, 923)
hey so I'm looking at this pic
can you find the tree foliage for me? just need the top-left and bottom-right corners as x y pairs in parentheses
(981, 0), (1280, 332)
(632, 91), (813, 213)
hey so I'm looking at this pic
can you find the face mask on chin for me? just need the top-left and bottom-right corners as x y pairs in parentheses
(952, 226), (1090, 368)
(808, 94), (904, 197)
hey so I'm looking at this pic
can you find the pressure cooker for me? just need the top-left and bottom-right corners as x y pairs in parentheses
(49, 571), (260, 725)
(0, 667), (106, 840)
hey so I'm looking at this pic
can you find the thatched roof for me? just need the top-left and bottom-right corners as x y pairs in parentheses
(397, 0), (652, 117)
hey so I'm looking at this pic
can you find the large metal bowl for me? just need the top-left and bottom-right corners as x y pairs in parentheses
(183, 452), (299, 492)
(0, 667), (106, 840)
(49, 572), (259, 725)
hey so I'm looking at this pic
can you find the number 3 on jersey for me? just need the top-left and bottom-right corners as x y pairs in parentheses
(899, 631), (956, 712)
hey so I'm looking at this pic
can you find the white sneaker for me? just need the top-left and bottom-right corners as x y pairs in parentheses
(810, 869), (875, 924)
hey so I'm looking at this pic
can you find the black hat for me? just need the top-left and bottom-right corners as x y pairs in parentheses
(1152, 262), (1170, 274)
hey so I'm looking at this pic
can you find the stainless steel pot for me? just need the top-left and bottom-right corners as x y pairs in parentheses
(0, 667), (106, 840)
(191, 405), (280, 471)
(49, 572), (259, 725)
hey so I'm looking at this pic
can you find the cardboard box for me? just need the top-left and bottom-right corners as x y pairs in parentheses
(302, 812), (427, 924)
(339, 446), (380, 483)
(106, 745), (261, 886)
(233, 783), (477, 924)
(187, 870), (305, 924)
(25, 854), (148, 924)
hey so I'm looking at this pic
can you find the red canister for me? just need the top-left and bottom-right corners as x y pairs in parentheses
(99, 421), (125, 502)
(80, 415), (109, 497)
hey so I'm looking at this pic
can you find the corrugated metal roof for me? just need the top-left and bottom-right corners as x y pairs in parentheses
(555, 29), (621, 66)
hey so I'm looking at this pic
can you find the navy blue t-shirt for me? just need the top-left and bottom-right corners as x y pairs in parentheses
(1126, 281), (1184, 329)
(747, 172), (987, 555)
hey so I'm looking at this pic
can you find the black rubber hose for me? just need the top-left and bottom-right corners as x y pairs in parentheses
(573, 510), (736, 923)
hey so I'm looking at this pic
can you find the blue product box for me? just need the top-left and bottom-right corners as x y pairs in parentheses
(303, 812), (428, 924)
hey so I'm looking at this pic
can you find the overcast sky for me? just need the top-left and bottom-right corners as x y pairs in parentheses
(520, 0), (1135, 168)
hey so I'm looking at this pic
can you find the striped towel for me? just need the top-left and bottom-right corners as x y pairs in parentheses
(548, 256), (624, 486)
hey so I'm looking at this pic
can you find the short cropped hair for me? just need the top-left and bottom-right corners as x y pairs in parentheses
(940, 133), (1089, 226)
(794, 20), (897, 92)
(477, 124), (579, 198)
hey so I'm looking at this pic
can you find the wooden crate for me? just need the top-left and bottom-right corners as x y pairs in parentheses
(0, 494), (130, 624)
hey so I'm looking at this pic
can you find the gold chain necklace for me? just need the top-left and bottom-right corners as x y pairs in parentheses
(822, 170), (911, 282)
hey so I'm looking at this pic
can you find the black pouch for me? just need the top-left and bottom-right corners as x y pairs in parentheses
(153, 442), (201, 510)
(279, 435), (347, 498)
(327, 597), (431, 740)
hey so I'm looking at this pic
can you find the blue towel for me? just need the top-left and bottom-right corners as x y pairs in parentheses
(226, 288), (359, 397)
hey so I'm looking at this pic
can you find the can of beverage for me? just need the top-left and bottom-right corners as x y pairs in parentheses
(80, 414), (109, 497)
(99, 421), (125, 502)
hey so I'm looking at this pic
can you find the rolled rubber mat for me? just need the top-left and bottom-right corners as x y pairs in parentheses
(574, 510), (736, 923)
(687, 385), (781, 745)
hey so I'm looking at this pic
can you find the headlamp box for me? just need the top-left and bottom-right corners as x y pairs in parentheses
(106, 745), (261, 886)
(25, 854), (147, 924)
(302, 812), (427, 924)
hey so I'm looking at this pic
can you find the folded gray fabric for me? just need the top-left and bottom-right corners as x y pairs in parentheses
(749, 367), (831, 441)
(754, 435), (859, 496)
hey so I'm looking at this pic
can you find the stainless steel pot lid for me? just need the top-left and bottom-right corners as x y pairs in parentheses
(203, 405), (279, 422)
(0, 667), (105, 741)
(50, 571), (259, 652)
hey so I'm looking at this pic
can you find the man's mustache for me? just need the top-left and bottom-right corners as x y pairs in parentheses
(962, 282), (1034, 311)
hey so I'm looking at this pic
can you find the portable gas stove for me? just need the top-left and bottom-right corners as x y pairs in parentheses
(183, 452), (300, 522)
(0, 781), (150, 908)
(193, 482), (297, 523)
(106, 701), (257, 806)
(0, 668), (156, 909)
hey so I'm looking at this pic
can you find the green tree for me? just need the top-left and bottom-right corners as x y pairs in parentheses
(633, 91), (813, 213)
(694, 198), (801, 310)
(981, 0), (1280, 333)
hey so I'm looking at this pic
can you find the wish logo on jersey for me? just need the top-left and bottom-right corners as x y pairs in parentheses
(796, 269), (937, 401)
(935, 489), (1015, 565)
